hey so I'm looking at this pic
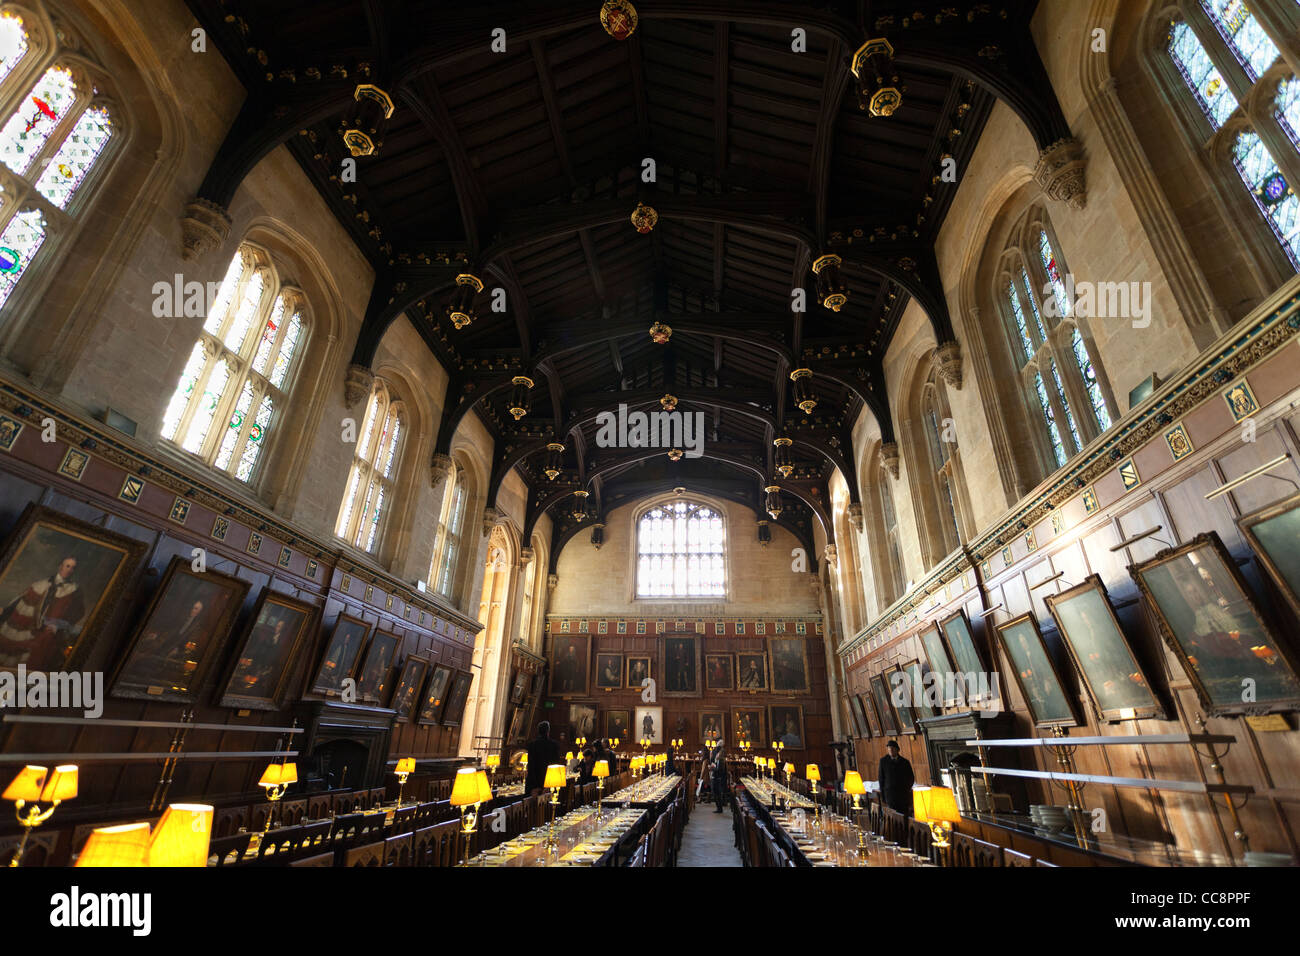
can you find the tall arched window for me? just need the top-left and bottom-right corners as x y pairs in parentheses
(636, 500), (725, 598)
(159, 245), (306, 483)
(431, 463), (467, 598)
(0, 10), (121, 312)
(336, 379), (404, 552)
(996, 212), (1117, 480)
(921, 377), (963, 555)
(1163, 2), (1299, 267)
(880, 474), (906, 602)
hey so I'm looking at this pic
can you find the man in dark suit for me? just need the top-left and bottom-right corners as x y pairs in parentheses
(525, 720), (560, 795)
(710, 745), (729, 813)
(878, 740), (915, 817)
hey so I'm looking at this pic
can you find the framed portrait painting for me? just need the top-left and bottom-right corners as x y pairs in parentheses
(768, 636), (810, 693)
(594, 653), (623, 690)
(1239, 492), (1300, 624)
(994, 613), (1082, 728)
(605, 708), (631, 742)
(768, 704), (805, 749)
(634, 704), (663, 744)
(549, 633), (590, 697)
(661, 634), (701, 697)
(1131, 533), (1300, 716)
(903, 660), (938, 721)
(356, 631), (400, 705)
(859, 691), (882, 737)
(217, 590), (316, 710)
(918, 624), (958, 706)
(310, 614), (370, 697)
(110, 556), (248, 703)
(700, 710), (726, 744)
(509, 668), (529, 704)
(732, 707), (765, 748)
(0, 504), (147, 674)
(1044, 575), (1166, 721)
(940, 609), (994, 704)
(889, 665), (918, 733)
(626, 655), (651, 689)
(869, 672), (899, 736)
(736, 652), (768, 691)
(417, 664), (453, 725)
(705, 653), (735, 691)
(441, 670), (473, 727)
(389, 656), (429, 722)
(568, 701), (597, 741)
(847, 693), (870, 737)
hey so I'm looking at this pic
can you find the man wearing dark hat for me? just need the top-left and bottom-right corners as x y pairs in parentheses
(526, 720), (560, 795)
(878, 740), (914, 817)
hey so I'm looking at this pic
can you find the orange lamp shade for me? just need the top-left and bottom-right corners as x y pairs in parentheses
(843, 771), (866, 796)
(543, 764), (567, 790)
(76, 822), (151, 867)
(925, 785), (960, 825)
(474, 770), (494, 805)
(3, 765), (49, 802)
(485, 755), (501, 769)
(565, 752), (574, 762)
(520, 753), (529, 766)
(806, 764), (820, 782)
(41, 765), (79, 803)
(593, 760), (610, 778)
(450, 767), (482, 807)
(395, 757), (416, 775)
(148, 803), (213, 867)
(913, 787), (932, 824)
(259, 762), (297, 788)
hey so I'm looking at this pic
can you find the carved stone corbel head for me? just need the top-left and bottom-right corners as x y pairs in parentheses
(343, 364), (375, 409)
(482, 507), (502, 536)
(847, 502), (864, 533)
(880, 442), (900, 479)
(430, 452), (453, 488)
(1033, 137), (1087, 210)
(181, 198), (232, 261)
(934, 340), (963, 390)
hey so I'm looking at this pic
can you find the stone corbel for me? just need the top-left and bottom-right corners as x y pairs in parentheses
(1033, 137), (1087, 210)
(430, 452), (453, 488)
(482, 507), (502, 536)
(343, 364), (374, 409)
(181, 198), (232, 260)
(520, 546), (534, 565)
(933, 340), (963, 390)
(547, 573), (558, 591)
(847, 502), (864, 533)
(823, 543), (838, 568)
(880, 442), (900, 479)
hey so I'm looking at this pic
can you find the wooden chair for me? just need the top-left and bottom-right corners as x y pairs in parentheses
(411, 825), (437, 866)
(1004, 848), (1034, 867)
(628, 834), (648, 867)
(295, 820), (332, 854)
(306, 793), (334, 821)
(412, 801), (438, 828)
(344, 841), (384, 867)
(426, 819), (461, 866)
(1035, 858), (1059, 867)
(0, 831), (59, 867)
(389, 805), (417, 835)
(249, 801), (277, 832)
(288, 851), (334, 867)
(208, 832), (252, 867)
(214, 806), (248, 839)
(255, 825), (304, 863)
(383, 832), (414, 867)
(279, 798), (308, 827)
(365, 786), (387, 809)
(332, 791), (359, 815)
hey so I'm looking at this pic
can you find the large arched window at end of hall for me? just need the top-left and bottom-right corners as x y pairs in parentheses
(159, 245), (307, 483)
(995, 211), (1117, 481)
(636, 500), (725, 598)
(1162, 2), (1300, 269)
(335, 379), (404, 553)
(0, 11), (121, 314)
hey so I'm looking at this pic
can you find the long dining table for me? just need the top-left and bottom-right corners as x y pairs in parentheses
(463, 804), (647, 867)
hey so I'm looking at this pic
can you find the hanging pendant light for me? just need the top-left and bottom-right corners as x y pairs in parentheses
(764, 485), (784, 520)
(757, 519), (772, 548)
(571, 490), (591, 522)
(774, 436), (795, 479)
(341, 84), (396, 156)
(790, 368), (817, 414)
(446, 273), (483, 329)
(591, 523), (606, 550)
(544, 443), (565, 481)
(660, 394), (678, 411)
(851, 39), (903, 117)
(667, 448), (684, 462)
(630, 202), (658, 234)
(812, 254), (848, 312)
(649, 320), (672, 344)
(508, 376), (534, 420)
(600, 0), (639, 40)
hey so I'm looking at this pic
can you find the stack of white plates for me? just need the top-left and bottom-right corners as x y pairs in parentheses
(1029, 805), (1069, 834)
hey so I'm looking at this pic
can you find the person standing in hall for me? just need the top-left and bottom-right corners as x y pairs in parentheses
(525, 720), (560, 795)
(878, 740), (915, 817)
(710, 744), (729, 813)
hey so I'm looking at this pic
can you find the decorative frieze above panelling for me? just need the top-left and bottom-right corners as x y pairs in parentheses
(545, 614), (822, 637)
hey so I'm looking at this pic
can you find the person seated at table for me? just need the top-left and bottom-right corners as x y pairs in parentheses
(576, 747), (597, 786)
(710, 745), (729, 813)
(526, 721), (560, 795)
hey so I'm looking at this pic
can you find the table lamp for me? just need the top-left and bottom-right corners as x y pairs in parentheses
(519, 752), (528, 783)
(5, 764), (77, 867)
(485, 754), (500, 784)
(593, 759), (610, 816)
(257, 761), (297, 832)
(844, 770), (868, 850)
(394, 757), (416, 807)
(148, 803), (214, 867)
(75, 822), (150, 867)
(806, 764), (822, 828)
(450, 766), (490, 866)
(914, 785), (960, 853)
(783, 761), (794, 785)
(543, 764), (566, 851)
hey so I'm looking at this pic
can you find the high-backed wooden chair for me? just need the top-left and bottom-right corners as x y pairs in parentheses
(426, 819), (460, 866)
(295, 820), (332, 854)
(208, 832), (252, 867)
(383, 832), (414, 867)
(332, 791), (359, 815)
(255, 825), (304, 863)
(249, 801), (278, 833)
(306, 793), (334, 821)
(279, 798), (308, 827)
(1003, 848), (1034, 867)
(214, 806), (249, 839)
(344, 841), (384, 867)
(288, 851), (334, 867)
(628, 834), (648, 867)
(411, 825), (437, 866)
(365, 786), (387, 809)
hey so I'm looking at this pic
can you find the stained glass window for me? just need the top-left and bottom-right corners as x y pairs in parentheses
(34, 106), (112, 209)
(435, 479), (466, 597)
(181, 358), (230, 454)
(1021, 266), (1049, 339)
(0, 208), (46, 309)
(1034, 373), (1068, 469)
(1038, 231), (1073, 317)
(0, 67), (77, 175)
(237, 396), (273, 482)
(0, 13), (29, 84)
(1232, 131), (1300, 267)
(1278, 76), (1300, 146)
(1168, 22), (1239, 128)
(1198, 0), (1279, 81)
(636, 501), (725, 597)
(336, 382), (404, 553)
(1072, 328), (1113, 431)
(1049, 358), (1084, 451)
(1007, 280), (1034, 364)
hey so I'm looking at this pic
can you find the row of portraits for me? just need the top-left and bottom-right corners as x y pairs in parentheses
(547, 703), (809, 750)
(845, 511), (1300, 735)
(549, 633), (813, 697)
(0, 504), (471, 725)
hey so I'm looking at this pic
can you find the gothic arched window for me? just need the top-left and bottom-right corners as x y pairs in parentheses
(431, 462), (469, 598)
(1163, 2), (1299, 267)
(336, 379), (404, 552)
(159, 245), (307, 483)
(636, 500), (725, 598)
(0, 10), (120, 312)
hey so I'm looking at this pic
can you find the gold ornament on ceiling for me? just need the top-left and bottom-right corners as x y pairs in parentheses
(649, 320), (672, 344)
(600, 0), (638, 40)
(630, 201), (658, 234)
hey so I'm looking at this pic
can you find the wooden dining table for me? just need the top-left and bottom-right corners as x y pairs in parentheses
(766, 806), (932, 868)
(463, 804), (647, 867)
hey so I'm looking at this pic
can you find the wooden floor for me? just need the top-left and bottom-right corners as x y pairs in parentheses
(677, 798), (742, 867)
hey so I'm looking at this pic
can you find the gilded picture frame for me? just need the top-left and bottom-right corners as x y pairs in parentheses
(217, 588), (317, 711)
(994, 612), (1082, 728)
